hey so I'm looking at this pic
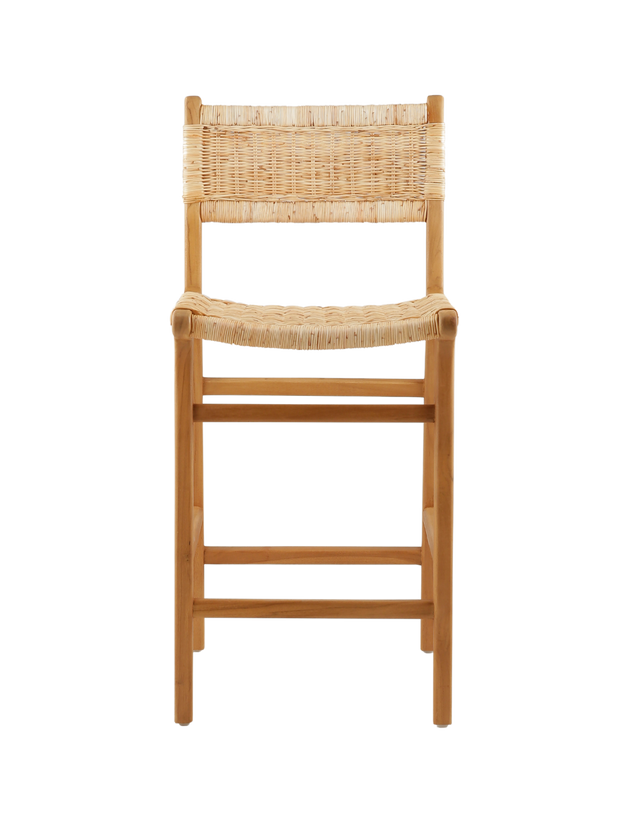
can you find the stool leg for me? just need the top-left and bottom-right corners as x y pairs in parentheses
(193, 338), (205, 652)
(175, 337), (194, 725)
(418, 548), (433, 653)
(418, 341), (438, 654)
(433, 338), (454, 726)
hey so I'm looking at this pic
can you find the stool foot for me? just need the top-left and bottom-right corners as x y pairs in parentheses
(422, 649), (433, 654)
(178, 723), (191, 727)
(436, 724), (449, 728)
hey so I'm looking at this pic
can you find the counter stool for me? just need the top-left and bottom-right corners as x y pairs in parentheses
(173, 95), (457, 726)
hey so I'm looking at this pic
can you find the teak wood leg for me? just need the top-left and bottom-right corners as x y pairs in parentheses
(175, 334), (194, 725)
(418, 341), (438, 654)
(193, 338), (205, 652)
(433, 337), (454, 726)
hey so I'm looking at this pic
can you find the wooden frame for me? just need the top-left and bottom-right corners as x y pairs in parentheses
(174, 95), (456, 727)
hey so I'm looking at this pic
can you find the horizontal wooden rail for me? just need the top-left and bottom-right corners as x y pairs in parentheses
(192, 506), (203, 556)
(194, 404), (434, 423)
(203, 377), (424, 397)
(423, 507), (435, 557)
(204, 546), (422, 565)
(193, 599), (433, 619)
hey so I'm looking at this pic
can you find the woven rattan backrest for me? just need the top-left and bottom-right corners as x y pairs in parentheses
(183, 104), (444, 223)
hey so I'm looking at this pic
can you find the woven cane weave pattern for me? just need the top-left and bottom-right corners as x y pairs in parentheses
(183, 124), (438, 203)
(183, 104), (443, 222)
(173, 292), (455, 350)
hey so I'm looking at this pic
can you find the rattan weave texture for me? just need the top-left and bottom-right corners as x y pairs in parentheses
(173, 292), (461, 352)
(183, 104), (443, 223)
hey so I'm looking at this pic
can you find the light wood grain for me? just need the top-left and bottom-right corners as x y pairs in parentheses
(422, 341), (437, 513)
(185, 97), (203, 655)
(421, 342), (437, 651)
(426, 96), (444, 295)
(193, 599), (433, 619)
(204, 546), (422, 565)
(422, 508), (435, 558)
(418, 524), (433, 653)
(193, 339), (206, 651)
(184, 204), (202, 293)
(203, 378), (425, 397)
(433, 336), (454, 726)
(171, 309), (191, 339)
(175, 336), (194, 725)
(427, 95), (444, 124)
(175, 101), (201, 718)
(426, 201), (444, 294)
(427, 98), (456, 724)
(184, 96), (202, 294)
(184, 95), (202, 127)
(438, 309), (458, 340)
(193, 523), (205, 654)
(192, 507), (203, 557)
(193, 404), (434, 423)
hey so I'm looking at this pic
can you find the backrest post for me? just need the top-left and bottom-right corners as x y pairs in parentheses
(184, 96), (202, 293)
(426, 95), (444, 294)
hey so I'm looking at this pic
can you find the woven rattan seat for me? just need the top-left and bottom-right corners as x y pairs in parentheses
(173, 292), (455, 350)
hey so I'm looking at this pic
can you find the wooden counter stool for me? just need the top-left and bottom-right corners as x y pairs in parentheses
(173, 96), (457, 726)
